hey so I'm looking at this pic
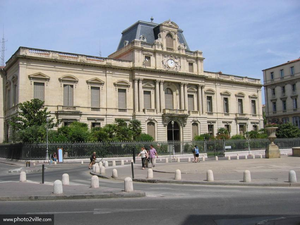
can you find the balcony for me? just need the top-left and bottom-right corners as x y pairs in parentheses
(163, 109), (188, 115)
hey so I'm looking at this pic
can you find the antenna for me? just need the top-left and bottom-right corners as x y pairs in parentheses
(1, 28), (7, 67)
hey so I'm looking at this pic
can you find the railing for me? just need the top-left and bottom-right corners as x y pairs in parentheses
(0, 138), (299, 160)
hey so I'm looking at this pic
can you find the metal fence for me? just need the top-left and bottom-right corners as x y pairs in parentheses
(0, 138), (299, 160)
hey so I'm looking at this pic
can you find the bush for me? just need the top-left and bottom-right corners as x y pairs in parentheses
(231, 134), (245, 140)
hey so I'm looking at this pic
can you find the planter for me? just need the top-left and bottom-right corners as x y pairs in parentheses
(265, 127), (280, 158)
(266, 127), (278, 144)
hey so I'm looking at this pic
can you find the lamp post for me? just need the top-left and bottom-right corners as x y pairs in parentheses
(171, 121), (175, 155)
(46, 117), (49, 161)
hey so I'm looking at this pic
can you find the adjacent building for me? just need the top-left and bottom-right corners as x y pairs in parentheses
(263, 58), (300, 128)
(0, 20), (263, 143)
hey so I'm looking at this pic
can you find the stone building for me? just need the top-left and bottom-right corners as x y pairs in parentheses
(263, 58), (300, 128)
(0, 20), (263, 143)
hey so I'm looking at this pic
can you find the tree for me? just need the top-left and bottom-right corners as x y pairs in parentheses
(216, 128), (230, 140)
(9, 99), (56, 143)
(276, 123), (300, 138)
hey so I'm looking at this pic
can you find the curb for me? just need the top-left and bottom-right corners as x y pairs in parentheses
(0, 191), (146, 201)
(90, 171), (110, 179)
(132, 178), (300, 187)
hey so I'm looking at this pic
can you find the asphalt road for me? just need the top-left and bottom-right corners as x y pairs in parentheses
(1, 162), (300, 224)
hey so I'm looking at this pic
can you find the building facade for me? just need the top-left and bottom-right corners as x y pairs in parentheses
(263, 58), (300, 128)
(0, 20), (263, 143)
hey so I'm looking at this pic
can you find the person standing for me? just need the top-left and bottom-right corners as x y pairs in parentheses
(137, 147), (148, 170)
(194, 145), (199, 163)
(89, 152), (96, 169)
(149, 145), (158, 168)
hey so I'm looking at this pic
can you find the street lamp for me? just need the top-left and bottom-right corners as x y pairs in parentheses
(171, 121), (175, 155)
(46, 117), (49, 161)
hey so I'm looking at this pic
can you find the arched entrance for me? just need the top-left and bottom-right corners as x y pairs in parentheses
(167, 121), (180, 153)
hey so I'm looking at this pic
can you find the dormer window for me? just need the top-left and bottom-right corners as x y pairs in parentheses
(166, 33), (173, 50)
(139, 35), (147, 42)
(188, 63), (194, 72)
(144, 56), (151, 67)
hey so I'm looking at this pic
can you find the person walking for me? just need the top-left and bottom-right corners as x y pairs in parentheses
(137, 147), (148, 170)
(149, 145), (158, 168)
(193, 145), (199, 163)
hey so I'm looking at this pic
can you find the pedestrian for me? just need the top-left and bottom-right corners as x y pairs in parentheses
(137, 147), (148, 170)
(149, 145), (158, 168)
(52, 152), (57, 162)
(145, 148), (150, 168)
(89, 152), (96, 169)
(193, 145), (199, 163)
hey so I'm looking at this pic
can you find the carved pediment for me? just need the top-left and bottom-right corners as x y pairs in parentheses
(59, 75), (78, 83)
(161, 20), (179, 29)
(235, 92), (245, 97)
(143, 82), (155, 89)
(249, 94), (257, 99)
(86, 78), (105, 86)
(114, 80), (130, 88)
(205, 89), (215, 95)
(28, 72), (50, 81)
(220, 91), (231, 96)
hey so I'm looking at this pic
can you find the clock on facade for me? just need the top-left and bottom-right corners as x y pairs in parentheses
(167, 59), (175, 68)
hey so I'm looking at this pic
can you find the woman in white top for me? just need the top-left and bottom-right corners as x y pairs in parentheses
(137, 147), (148, 170)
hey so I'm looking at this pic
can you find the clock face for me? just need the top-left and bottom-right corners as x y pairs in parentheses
(167, 59), (175, 68)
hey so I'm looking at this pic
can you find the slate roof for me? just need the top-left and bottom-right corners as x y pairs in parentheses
(117, 20), (190, 51)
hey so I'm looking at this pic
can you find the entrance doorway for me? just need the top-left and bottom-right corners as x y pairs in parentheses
(167, 121), (180, 153)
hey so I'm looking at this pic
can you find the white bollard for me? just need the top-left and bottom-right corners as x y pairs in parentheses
(245, 155), (248, 160)
(81, 160), (83, 165)
(20, 171), (26, 182)
(91, 175), (99, 188)
(177, 158), (180, 163)
(112, 161), (116, 167)
(53, 180), (63, 194)
(243, 170), (251, 183)
(54, 161), (57, 165)
(124, 177), (133, 192)
(104, 161), (109, 167)
(215, 156), (218, 161)
(289, 170), (297, 183)
(121, 160), (124, 166)
(260, 154), (263, 159)
(92, 164), (96, 172)
(112, 169), (118, 178)
(207, 170), (214, 182)
(100, 166), (106, 175)
(175, 169), (181, 180)
(252, 154), (255, 159)
(237, 154), (239, 160)
(99, 162), (103, 167)
(147, 169), (153, 179)
(33, 162), (36, 166)
(95, 164), (100, 173)
(188, 158), (191, 162)
(228, 156), (231, 160)
(165, 158), (168, 163)
(202, 156), (205, 162)
(62, 173), (69, 185)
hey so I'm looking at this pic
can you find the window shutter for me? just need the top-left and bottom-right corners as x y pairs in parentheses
(91, 87), (100, 108)
(165, 88), (173, 109)
(188, 95), (194, 111)
(64, 84), (73, 106)
(34, 82), (45, 101)
(118, 89), (126, 109)
(144, 91), (151, 109)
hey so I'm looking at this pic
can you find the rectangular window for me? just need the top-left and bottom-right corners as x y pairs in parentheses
(208, 125), (214, 136)
(224, 98), (229, 113)
(270, 72), (274, 80)
(272, 102), (277, 112)
(13, 84), (17, 106)
(293, 98), (298, 110)
(291, 66), (294, 75)
(7, 89), (11, 109)
(118, 89), (126, 109)
(253, 125), (258, 131)
(280, 69), (284, 78)
(251, 100), (256, 115)
(34, 82), (45, 101)
(239, 124), (245, 135)
(188, 94), (194, 111)
(207, 96), (213, 113)
(293, 116), (300, 128)
(91, 122), (101, 128)
(144, 56), (151, 67)
(282, 100), (286, 111)
(225, 124), (231, 133)
(63, 84), (73, 106)
(282, 86), (285, 95)
(144, 91), (151, 109)
(272, 88), (276, 96)
(282, 117), (289, 124)
(292, 84), (296, 92)
(91, 87), (100, 108)
(238, 99), (243, 114)
(188, 63), (194, 72)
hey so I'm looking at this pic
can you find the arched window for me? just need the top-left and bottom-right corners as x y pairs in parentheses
(192, 123), (198, 139)
(147, 122), (155, 140)
(166, 33), (173, 50)
(165, 88), (173, 109)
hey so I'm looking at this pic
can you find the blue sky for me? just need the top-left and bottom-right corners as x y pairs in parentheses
(1, 0), (300, 86)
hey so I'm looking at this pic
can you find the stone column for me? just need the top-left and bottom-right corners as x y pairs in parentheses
(134, 79), (138, 113)
(184, 83), (188, 111)
(139, 79), (143, 112)
(198, 85), (202, 114)
(180, 83), (184, 110)
(155, 80), (160, 113)
(201, 86), (204, 114)
(160, 81), (165, 113)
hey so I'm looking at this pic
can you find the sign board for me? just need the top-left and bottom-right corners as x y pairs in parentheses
(57, 148), (63, 163)
(225, 146), (232, 150)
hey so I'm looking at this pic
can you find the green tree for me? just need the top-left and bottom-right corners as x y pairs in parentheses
(63, 122), (90, 143)
(216, 128), (230, 140)
(231, 134), (245, 139)
(135, 133), (154, 142)
(9, 99), (56, 143)
(276, 123), (300, 138)
(194, 133), (211, 141)
(129, 119), (142, 141)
